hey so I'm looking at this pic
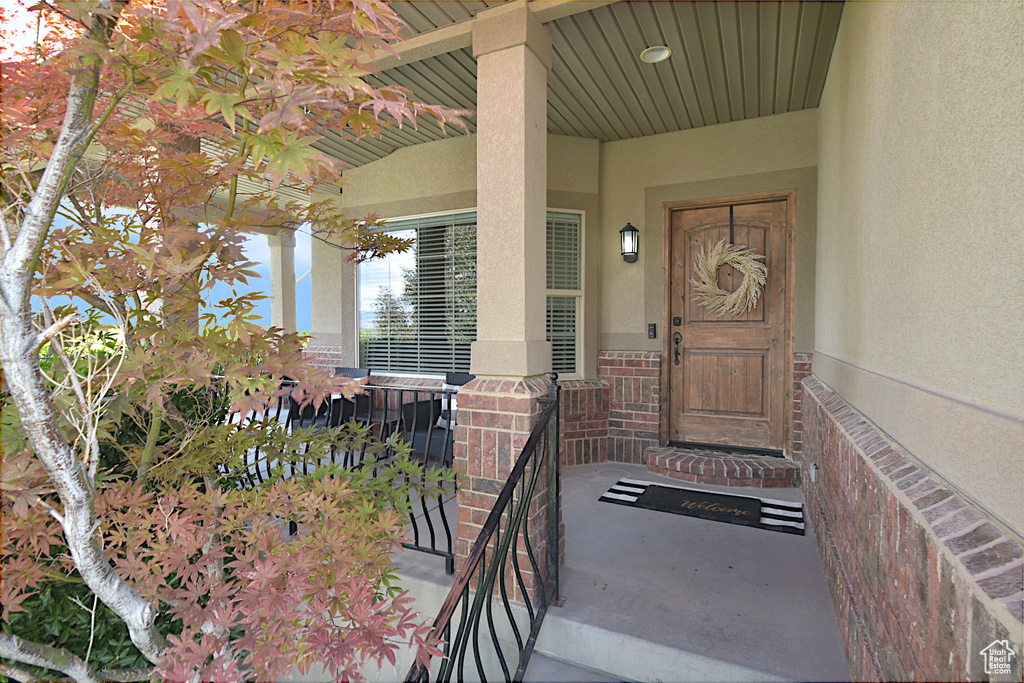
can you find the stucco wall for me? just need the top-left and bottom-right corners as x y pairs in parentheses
(341, 134), (477, 209)
(314, 113), (819, 374)
(310, 134), (602, 373)
(814, 0), (1024, 533)
(597, 109), (819, 353)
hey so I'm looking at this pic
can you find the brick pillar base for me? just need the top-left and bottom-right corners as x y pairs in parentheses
(454, 376), (563, 604)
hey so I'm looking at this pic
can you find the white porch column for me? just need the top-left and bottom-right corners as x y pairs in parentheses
(310, 234), (358, 360)
(470, 1), (552, 378)
(267, 230), (296, 333)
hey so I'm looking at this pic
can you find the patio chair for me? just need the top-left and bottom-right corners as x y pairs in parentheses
(286, 368), (370, 431)
(288, 393), (340, 430)
(438, 371), (474, 429)
(400, 372), (475, 464)
(221, 376), (301, 487)
(401, 397), (447, 461)
(444, 372), (476, 386)
(334, 367), (373, 423)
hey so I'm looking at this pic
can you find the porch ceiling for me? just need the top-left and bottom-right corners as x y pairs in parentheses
(314, 0), (844, 171)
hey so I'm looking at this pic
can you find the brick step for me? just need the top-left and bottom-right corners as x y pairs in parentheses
(644, 445), (802, 488)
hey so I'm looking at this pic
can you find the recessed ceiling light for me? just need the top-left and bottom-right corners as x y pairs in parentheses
(639, 45), (672, 64)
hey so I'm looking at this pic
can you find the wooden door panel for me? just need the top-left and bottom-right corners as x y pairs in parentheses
(666, 197), (790, 451)
(685, 223), (769, 325)
(676, 412), (771, 445)
(683, 351), (765, 416)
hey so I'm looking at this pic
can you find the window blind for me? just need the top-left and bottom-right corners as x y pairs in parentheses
(546, 211), (582, 375)
(359, 209), (581, 376)
(359, 212), (476, 374)
(547, 295), (578, 374)
(547, 211), (582, 290)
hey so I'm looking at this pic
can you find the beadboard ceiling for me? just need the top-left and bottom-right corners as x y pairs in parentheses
(312, 0), (844, 174)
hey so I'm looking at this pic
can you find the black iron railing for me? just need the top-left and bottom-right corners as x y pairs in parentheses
(360, 384), (460, 574)
(405, 374), (561, 683)
(225, 381), (459, 572)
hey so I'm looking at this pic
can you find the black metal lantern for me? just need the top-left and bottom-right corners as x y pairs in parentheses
(620, 223), (639, 263)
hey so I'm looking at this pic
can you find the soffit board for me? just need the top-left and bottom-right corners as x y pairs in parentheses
(315, 1), (843, 170)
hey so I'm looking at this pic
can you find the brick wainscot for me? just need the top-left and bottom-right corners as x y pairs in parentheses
(599, 351), (660, 464)
(800, 376), (1023, 681)
(558, 379), (608, 467)
(792, 352), (813, 456)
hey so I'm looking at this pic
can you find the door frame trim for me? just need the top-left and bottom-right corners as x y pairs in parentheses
(660, 189), (797, 457)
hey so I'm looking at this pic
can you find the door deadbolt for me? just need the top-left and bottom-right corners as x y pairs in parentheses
(673, 316), (682, 326)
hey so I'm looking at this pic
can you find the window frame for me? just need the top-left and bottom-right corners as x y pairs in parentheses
(356, 208), (478, 379)
(355, 207), (585, 379)
(546, 208), (585, 380)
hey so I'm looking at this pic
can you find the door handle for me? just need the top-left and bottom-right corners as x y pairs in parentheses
(673, 332), (682, 366)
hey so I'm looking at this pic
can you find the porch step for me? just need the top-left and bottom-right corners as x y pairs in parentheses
(644, 445), (801, 488)
(532, 600), (788, 683)
(356, 567), (787, 683)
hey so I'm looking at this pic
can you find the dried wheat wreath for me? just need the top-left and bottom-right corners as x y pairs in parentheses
(690, 239), (768, 317)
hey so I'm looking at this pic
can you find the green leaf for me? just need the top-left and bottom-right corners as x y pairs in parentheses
(264, 136), (322, 184)
(244, 132), (282, 171)
(152, 62), (199, 112)
(202, 91), (243, 133)
(219, 29), (247, 66)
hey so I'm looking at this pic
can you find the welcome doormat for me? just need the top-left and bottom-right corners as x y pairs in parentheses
(599, 478), (805, 535)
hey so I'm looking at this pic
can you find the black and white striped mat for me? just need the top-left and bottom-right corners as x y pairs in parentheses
(600, 478), (805, 535)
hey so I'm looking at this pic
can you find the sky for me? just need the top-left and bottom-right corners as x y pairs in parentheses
(0, 1), (40, 60)
(179, 225), (417, 335)
(234, 229), (313, 333)
(172, 225), (417, 335)
(236, 226), (417, 334)
(37, 212), (312, 333)
(3, 0), (373, 336)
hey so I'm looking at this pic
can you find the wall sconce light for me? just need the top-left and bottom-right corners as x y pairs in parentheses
(620, 223), (639, 263)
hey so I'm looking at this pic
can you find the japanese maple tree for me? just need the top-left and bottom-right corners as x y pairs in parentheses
(0, 1), (465, 681)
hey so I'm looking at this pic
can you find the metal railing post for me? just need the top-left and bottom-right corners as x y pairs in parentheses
(405, 377), (562, 682)
(546, 372), (560, 605)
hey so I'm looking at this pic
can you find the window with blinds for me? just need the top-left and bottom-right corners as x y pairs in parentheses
(358, 209), (581, 376)
(358, 212), (477, 374)
(546, 211), (583, 375)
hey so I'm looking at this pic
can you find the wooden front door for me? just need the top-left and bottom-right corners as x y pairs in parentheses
(662, 192), (794, 452)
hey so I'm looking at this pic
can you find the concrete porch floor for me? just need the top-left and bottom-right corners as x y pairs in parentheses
(550, 462), (850, 682)
(347, 461), (852, 682)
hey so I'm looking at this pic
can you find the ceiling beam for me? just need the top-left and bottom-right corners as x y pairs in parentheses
(529, 0), (619, 24)
(362, 0), (620, 72)
(368, 20), (473, 72)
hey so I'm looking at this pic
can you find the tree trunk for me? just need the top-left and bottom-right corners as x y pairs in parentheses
(0, 0), (168, 666)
